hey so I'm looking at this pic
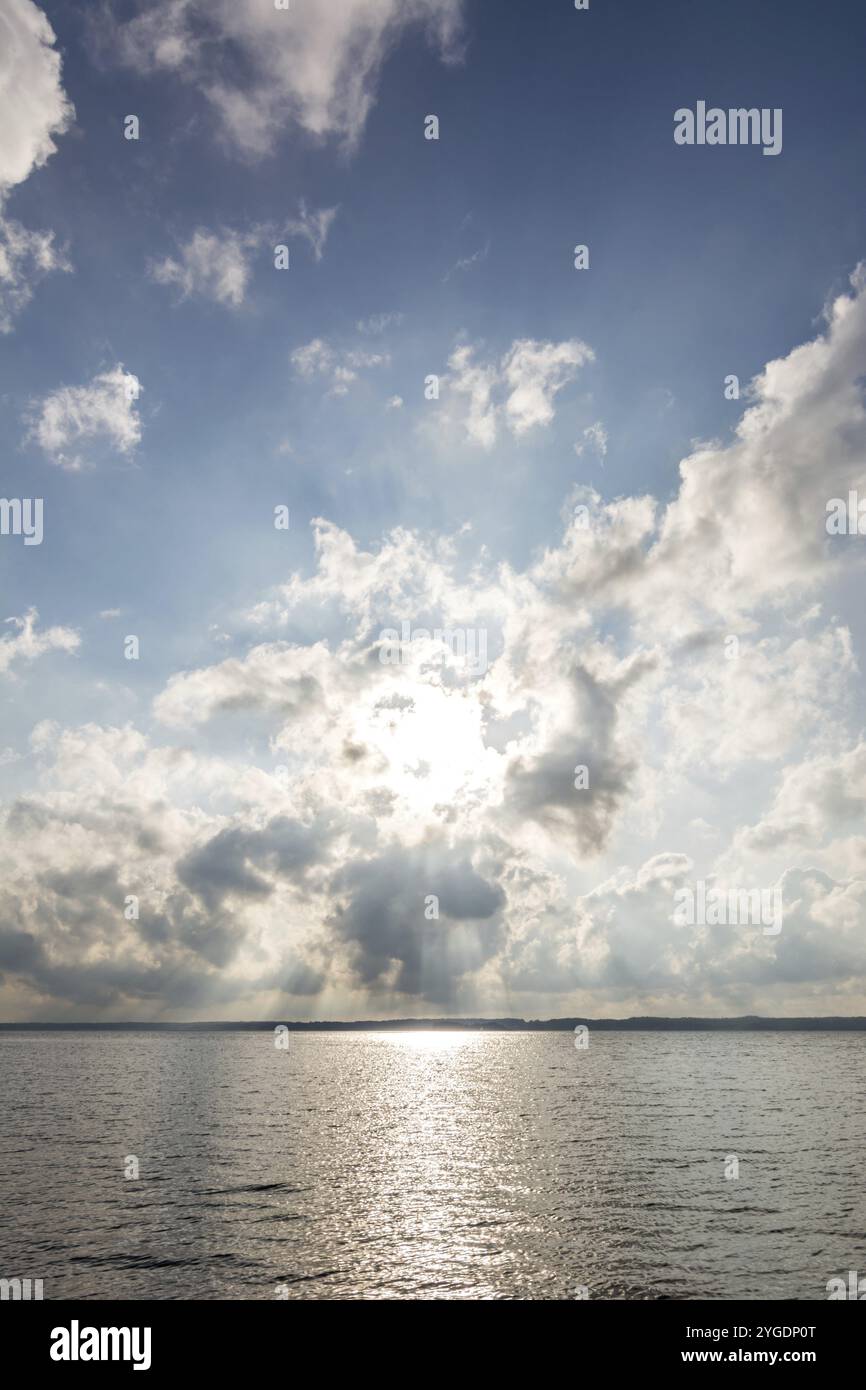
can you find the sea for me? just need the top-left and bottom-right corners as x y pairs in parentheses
(1, 1028), (863, 1300)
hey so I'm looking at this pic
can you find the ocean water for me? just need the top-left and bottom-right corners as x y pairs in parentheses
(0, 1029), (863, 1301)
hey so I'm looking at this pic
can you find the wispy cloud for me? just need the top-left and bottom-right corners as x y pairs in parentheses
(0, 608), (79, 677)
(101, 0), (466, 156)
(442, 239), (490, 282)
(574, 420), (608, 464)
(27, 364), (143, 471)
(150, 228), (261, 308)
(150, 203), (338, 308)
(291, 337), (390, 397)
(356, 311), (404, 336)
(0, 217), (71, 333)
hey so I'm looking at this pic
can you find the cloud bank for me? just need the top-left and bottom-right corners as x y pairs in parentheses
(3, 268), (866, 1020)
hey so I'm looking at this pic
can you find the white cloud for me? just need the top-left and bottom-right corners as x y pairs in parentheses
(290, 338), (333, 377)
(150, 204), (337, 308)
(502, 338), (594, 436)
(28, 365), (143, 471)
(5, 266), (866, 1017)
(638, 264), (866, 626)
(0, 216), (70, 334)
(150, 228), (260, 308)
(512, 856), (866, 1015)
(574, 420), (608, 460)
(446, 337), (594, 448)
(291, 337), (389, 396)
(0, 609), (80, 676)
(447, 344), (499, 447)
(357, 311), (404, 335)
(729, 742), (866, 863)
(535, 270), (866, 636)
(0, 0), (74, 193)
(153, 639), (340, 732)
(102, 0), (465, 156)
(660, 625), (856, 773)
(285, 200), (338, 262)
(0, 1), (74, 330)
(443, 240), (490, 282)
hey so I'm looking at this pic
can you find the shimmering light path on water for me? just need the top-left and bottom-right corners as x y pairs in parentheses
(1, 1030), (863, 1300)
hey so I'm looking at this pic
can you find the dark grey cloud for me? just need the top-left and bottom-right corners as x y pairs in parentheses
(505, 663), (637, 854)
(0, 792), (338, 1011)
(177, 815), (325, 911)
(328, 843), (505, 1003)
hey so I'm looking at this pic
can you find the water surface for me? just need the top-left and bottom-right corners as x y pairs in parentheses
(0, 1029), (863, 1300)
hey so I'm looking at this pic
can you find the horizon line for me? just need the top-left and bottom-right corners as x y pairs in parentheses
(2, 1014), (866, 1032)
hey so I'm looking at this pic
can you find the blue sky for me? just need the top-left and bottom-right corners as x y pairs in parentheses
(2, 0), (866, 1020)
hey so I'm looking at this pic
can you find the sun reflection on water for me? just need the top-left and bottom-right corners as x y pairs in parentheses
(374, 1029), (477, 1052)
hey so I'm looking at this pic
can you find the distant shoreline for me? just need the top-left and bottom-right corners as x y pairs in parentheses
(2, 1016), (866, 1032)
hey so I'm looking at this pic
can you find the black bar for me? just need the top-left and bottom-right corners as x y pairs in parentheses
(6, 1298), (860, 1375)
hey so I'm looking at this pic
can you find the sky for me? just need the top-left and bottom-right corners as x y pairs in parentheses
(1, 0), (866, 1021)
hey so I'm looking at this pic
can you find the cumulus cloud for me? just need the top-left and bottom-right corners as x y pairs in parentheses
(643, 266), (866, 624)
(505, 855), (866, 1015)
(445, 337), (594, 447)
(531, 268), (866, 640)
(504, 661), (641, 855)
(0, 722), (335, 1012)
(100, 0), (465, 155)
(659, 624), (856, 773)
(446, 344), (499, 447)
(27, 365), (143, 470)
(502, 339), (595, 435)
(4, 267), (866, 1018)
(177, 817), (326, 914)
(728, 742), (866, 863)
(0, 0), (74, 193)
(0, 0), (74, 330)
(329, 844), (505, 1002)
(154, 639), (337, 730)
